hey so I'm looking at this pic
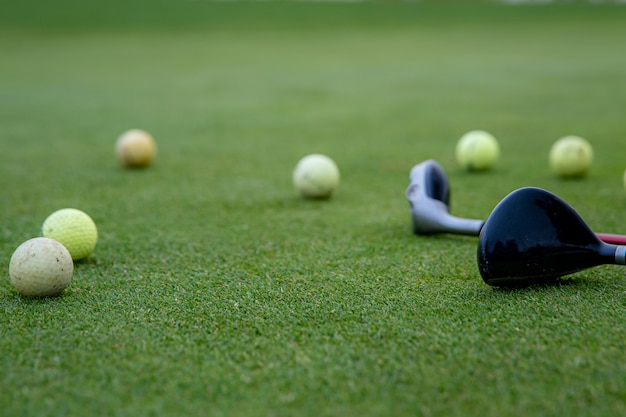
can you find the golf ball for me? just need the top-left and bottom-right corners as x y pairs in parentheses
(42, 208), (98, 260)
(549, 135), (593, 178)
(455, 130), (500, 171)
(9, 237), (74, 297)
(115, 129), (156, 168)
(292, 154), (340, 199)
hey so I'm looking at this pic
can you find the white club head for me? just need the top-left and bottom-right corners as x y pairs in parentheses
(406, 159), (484, 236)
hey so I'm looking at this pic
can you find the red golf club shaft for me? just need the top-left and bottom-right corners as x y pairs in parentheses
(596, 233), (626, 245)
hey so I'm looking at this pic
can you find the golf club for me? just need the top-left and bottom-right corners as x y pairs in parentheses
(406, 159), (626, 245)
(405, 159), (483, 236)
(477, 187), (626, 286)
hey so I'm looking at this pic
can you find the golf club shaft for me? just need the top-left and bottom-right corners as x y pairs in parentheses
(597, 233), (626, 246)
(419, 218), (626, 245)
(444, 212), (626, 244)
(442, 217), (484, 236)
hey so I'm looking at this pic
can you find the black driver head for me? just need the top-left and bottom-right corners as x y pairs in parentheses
(477, 187), (610, 286)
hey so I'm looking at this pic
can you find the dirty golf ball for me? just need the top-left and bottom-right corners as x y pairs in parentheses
(455, 130), (500, 171)
(42, 208), (98, 260)
(549, 135), (593, 178)
(292, 154), (340, 199)
(115, 129), (156, 168)
(9, 237), (74, 297)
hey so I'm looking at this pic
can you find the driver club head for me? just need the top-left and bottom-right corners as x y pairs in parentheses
(477, 187), (624, 286)
(406, 159), (484, 236)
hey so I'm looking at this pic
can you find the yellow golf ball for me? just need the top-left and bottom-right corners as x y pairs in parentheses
(115, 129), (157, 168)
(549, 135), (593, 178)
(292, 154), (340, 199)
(9, 237), (74, 297)
(42, 208), (98, 260)
(455, 130), (500, 171)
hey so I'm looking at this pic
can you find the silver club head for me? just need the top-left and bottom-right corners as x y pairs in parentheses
(406, 159), (484, 236)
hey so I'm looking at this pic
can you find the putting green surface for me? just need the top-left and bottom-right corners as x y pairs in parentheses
(1, 2), (626, 416)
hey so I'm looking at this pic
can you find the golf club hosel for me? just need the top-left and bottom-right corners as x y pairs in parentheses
(409, 196), (483, 236)
(615, 246), (626, 265)
(433, 214), (483, 236)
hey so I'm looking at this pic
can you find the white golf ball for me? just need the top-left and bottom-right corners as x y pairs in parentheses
(455, 130), (500, 171)
(9, 237), (74, 297)
(549, 135), (593, 178)
(292, 154), (340, 199)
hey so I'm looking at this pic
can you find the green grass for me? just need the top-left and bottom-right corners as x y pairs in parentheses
(2, 1), (626, 416)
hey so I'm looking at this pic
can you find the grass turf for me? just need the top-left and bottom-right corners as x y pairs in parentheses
(2, 1), (626, 416)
